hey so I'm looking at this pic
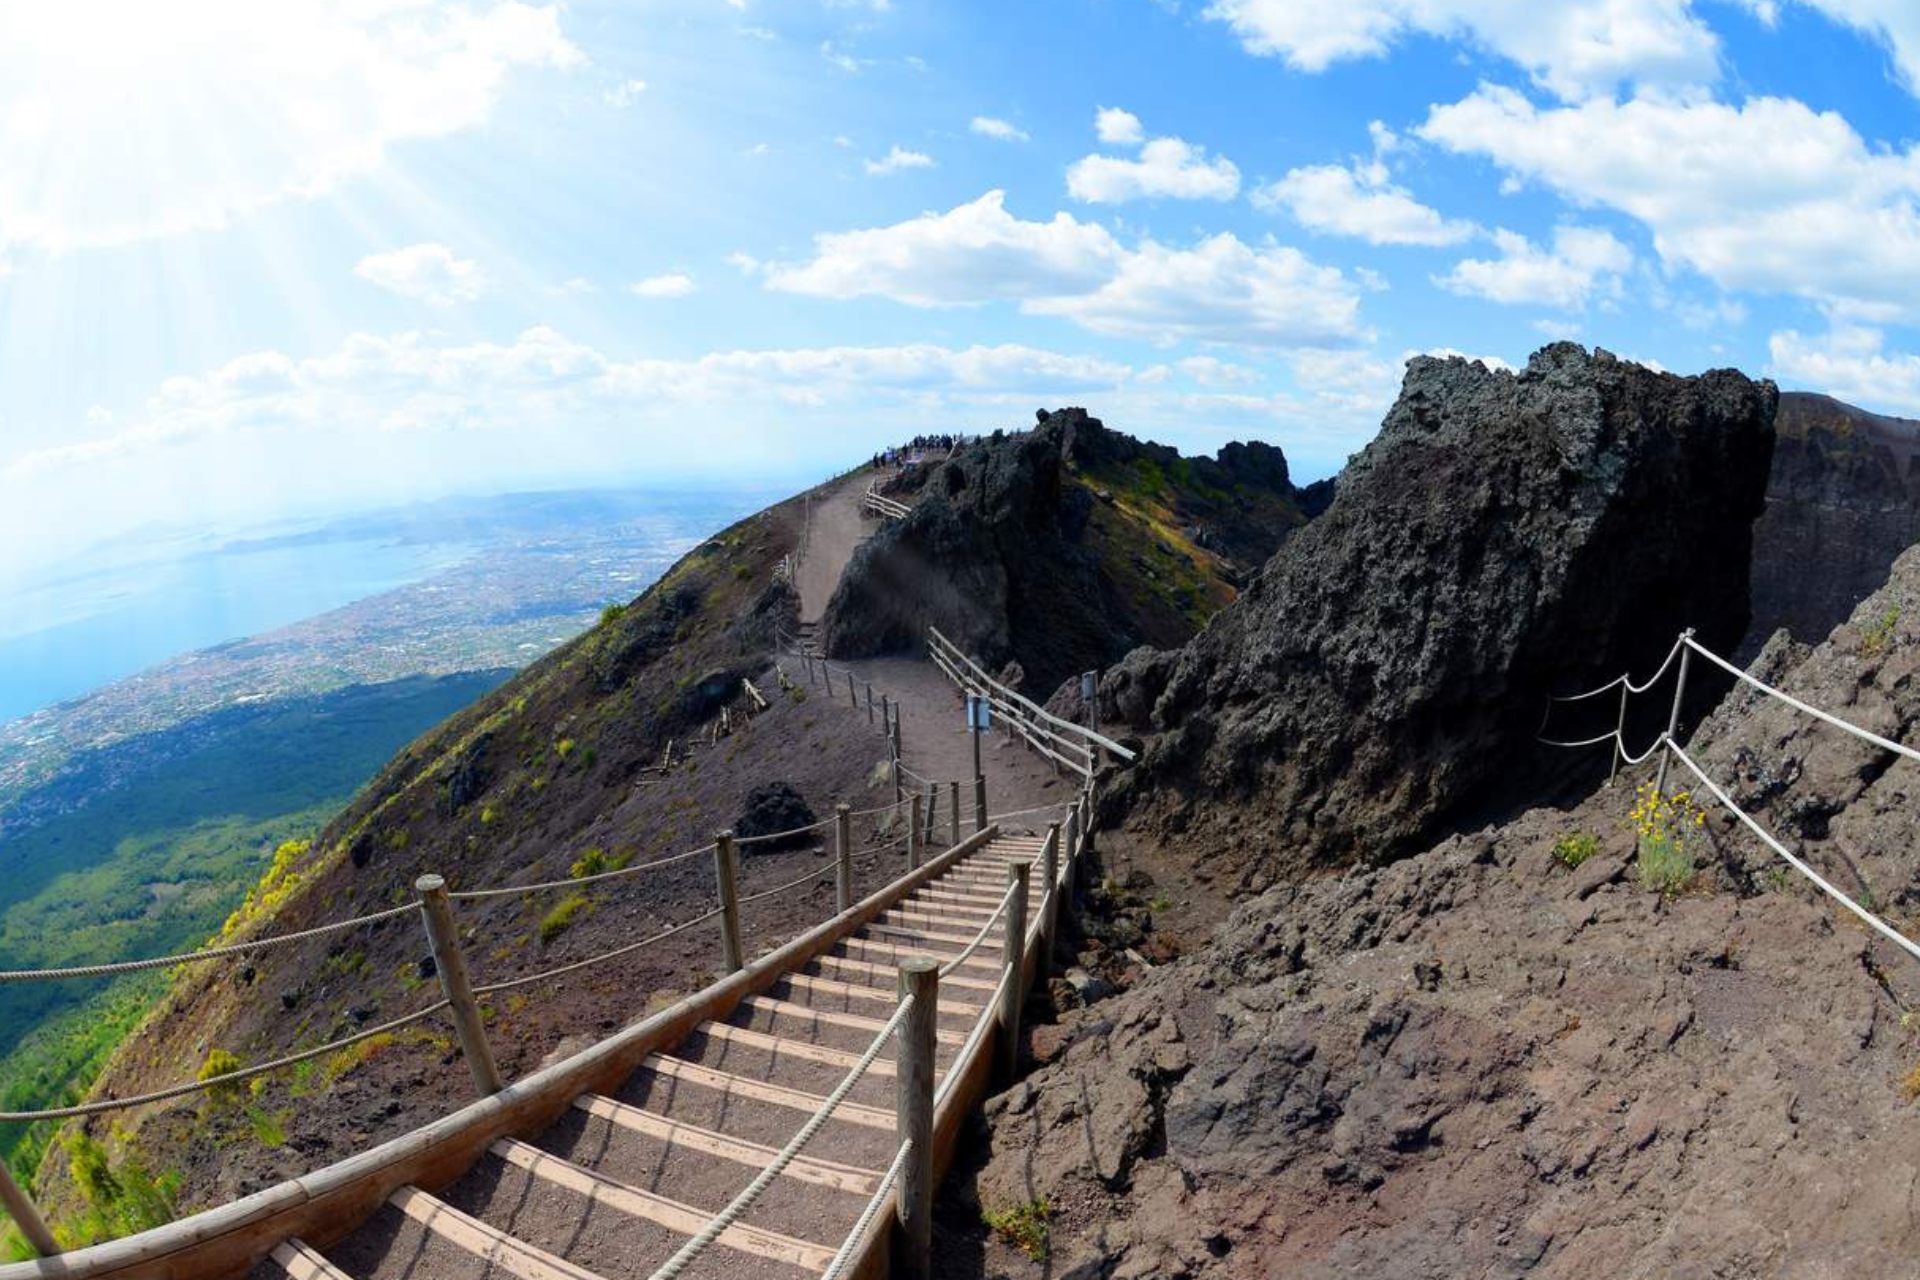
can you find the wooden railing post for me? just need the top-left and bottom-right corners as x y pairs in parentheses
(1038, 824), (1061, 988)
(1065, 806), (1079, 875)
(895, 959), (938, 1280)
(996, 859), (1030, 1087)
(0, 1160), (58, 1258)
(714, 832), (744, 973)
(949, 780), (962, 847)
(925, 781), (939, 849)
(1081, 783), (1097, 859)
(416, 874), (504, 1096)
(848, 670), (858, 707)
(908, 793), (924, 871)
(866, 683), (875, 725)
(835, 804), (854, 913)
(974, 772), (988, 834)
(891, 722), (904, 805)
(881, 694), (891, 736)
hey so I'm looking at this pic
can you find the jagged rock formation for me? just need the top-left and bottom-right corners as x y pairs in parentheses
(1102, 346), (1778, 885)
(953, 551), (1920, 1280)
(818, 409), (1321, 694)
(1746, 391), (1920, 655)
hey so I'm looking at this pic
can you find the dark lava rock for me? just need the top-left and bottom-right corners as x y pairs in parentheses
(734, 782), (818, 852)
(437, 732), (493, 816)
(1105, 344), (1778, 885)
(1746, 390), (1920, 656)
(817, 408), (1322, 694)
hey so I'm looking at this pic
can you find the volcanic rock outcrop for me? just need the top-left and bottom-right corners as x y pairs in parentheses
(817, 409), (1319, 695)
(955, 548), (1920, 1280)
(1102, 345), (1778, 885)
(1746, 391), (1920, 654)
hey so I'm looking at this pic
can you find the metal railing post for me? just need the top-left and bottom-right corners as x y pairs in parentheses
(996, 859), (1031, 1087)
(908, 793), (924, 871)
(1039, 823), (1060, 987)
(949, 780), (962, 848)
(1610, 681), (1628, 785)
(714, 832), (744, 973)
(416, 874), (503, 1096)
(1655, 628), (1695, 796)
(895, 959), (938, 1280)
(835, 804), (854, 913)
(0, 1161), (58, 1258)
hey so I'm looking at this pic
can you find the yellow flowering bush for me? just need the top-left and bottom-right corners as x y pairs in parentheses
(1630, 782), (1707, 897)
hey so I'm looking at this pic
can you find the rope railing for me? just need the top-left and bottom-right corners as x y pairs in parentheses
(938, 880), (1019, 979)
(820, 1139), (912, 1280)
(644, 994), (916, 1280)
(0, 901), (423, 984)
(927, 624), (1134, 764)
(471, 906), (726, 997)
(0, 998), (451, 1122)
(1541, 627), (1920, 970)
(732, 813), (837, 846)
(735, 865), (835, 908)
(447, 844), (714, 902)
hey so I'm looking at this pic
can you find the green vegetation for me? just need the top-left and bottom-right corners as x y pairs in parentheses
(599, 602), (629, 626)
(1631, 783), (1703, 897)
(195, 1048), (243, 1104)
(1763, 867), (1793, 893)
(539, 893), (592, 944)
(983, 1198), (1050, 1261)
(0, 672), (504, 1176)
(34, 1131), (177, 1255)
(1863, 604), (1901, 655)
(1552, 832), (1600, 869)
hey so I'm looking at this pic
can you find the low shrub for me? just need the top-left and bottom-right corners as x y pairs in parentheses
(539, 892), (591, 944)
(983, 1199), (1050, 1261)
(1552, 832), (1600, 869)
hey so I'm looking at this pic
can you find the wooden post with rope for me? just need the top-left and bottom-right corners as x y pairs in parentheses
(416, 875), (503, 1096)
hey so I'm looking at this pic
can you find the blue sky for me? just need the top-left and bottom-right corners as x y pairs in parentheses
(8, 0), (1920, 588)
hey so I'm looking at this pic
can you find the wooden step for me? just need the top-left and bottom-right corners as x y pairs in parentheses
(640, 1054), (895, 1129)
(741, 995), (965, 1046)
(268, 1240), (352, 1279)
(572, 1095), (880, 1194)
(492, 1139), (835, 1273)
(835, 936), (1001, 976)
(778, 971), (985, 1016)
(700, 1021), (903, 1077)
(861, 920), (993, 949)
(810, 952), (997, 993)
(388, 1185), (607, 1280)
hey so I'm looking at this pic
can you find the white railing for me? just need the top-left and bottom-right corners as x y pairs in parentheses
(862, 485), (910, 521)
(1542, 628), (1920, 967)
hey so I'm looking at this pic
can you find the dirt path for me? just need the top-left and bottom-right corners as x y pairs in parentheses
(796, 470), (886, 623)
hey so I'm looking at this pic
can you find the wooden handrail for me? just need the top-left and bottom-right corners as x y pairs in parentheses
(927, 627), (1134, 763)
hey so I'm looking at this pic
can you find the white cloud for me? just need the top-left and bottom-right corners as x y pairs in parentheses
(1200, 0), (1719, 100)
(1067, 137), (1241, 203)
(1095, 107), (1145, 145)
(0, 2), (581, 252)
(0, 329), (1150, 577)
(1256, 161), (1475, 245)
(865, 145), (935, 175)
(354, 243), (486, 305)
(1769, 324), (1920, 414)
(766, 191), (1367, 349)
(604, 78), (647, 107)
(630, 273), (696, 298)
(970, 116), (1030, 142)
(765, 190), (1123, 305)
(726, 252), (764, 276)
(1177, 355), (1260, 386)
(1434, 225), (1630, 309)
(820, 40), (867, 73)
(1027, 234), (1366, 347)
(542, 276), (597, 296)
(1420, 86), (1920, 320)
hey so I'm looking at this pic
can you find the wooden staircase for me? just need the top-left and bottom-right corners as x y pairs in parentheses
(241, 836), (1054, 1280)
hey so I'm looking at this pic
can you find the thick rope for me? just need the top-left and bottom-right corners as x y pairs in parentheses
(644, 995), (916, 1280)
(1684, 636), (1920, 765)
(1548, 633), (1688, 703)
(736, 865), (834, 908)
(1667, 741), (1920, 965)
(472, 907), (724, 996)
(448, 845), (713, 901)
(820, 1139), (912, 1280)
(734, 814), (836, 846)
(0, 999), (450, 1121)
(939, 880), (1018, 978)
(0, 902), (422, 984)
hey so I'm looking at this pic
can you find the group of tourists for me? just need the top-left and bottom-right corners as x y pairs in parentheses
(868, 433), (961, 470)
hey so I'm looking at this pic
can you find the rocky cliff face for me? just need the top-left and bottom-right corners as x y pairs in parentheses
(949, 515), (1920, 1280)
(1101, 345), (1779, 887)
(817, 409), (1319, 695)
(1746, 391), (1920, 655)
